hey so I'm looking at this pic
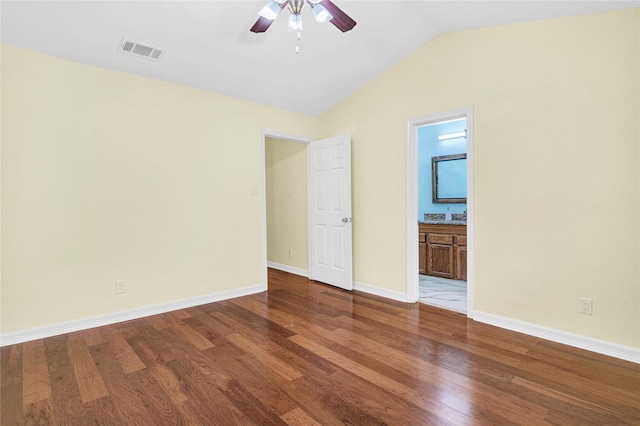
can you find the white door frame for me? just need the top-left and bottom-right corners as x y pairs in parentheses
(260, 129), (313, 289)
(406, 107), (474, 317)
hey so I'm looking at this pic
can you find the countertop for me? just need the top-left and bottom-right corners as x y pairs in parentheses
(419, 220), (467, 226)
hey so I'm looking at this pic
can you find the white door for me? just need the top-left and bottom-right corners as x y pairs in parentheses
(308, 134), (353, 290)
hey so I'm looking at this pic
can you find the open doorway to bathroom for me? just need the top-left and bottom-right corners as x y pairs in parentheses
(417, 117), (468, 313)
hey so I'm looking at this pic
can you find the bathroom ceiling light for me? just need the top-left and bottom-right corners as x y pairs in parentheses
(438, 131), (467, 141)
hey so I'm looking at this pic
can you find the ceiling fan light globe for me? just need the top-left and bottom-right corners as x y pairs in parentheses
(274, 0), (288, 3)
(312, 4), (333, 23)
(288, 13), (303, 30)
(258, 1), (281, 20)
(307, 0), (322, 4)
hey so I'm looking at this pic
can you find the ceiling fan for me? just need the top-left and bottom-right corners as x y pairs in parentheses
(250, 0), (356, 33)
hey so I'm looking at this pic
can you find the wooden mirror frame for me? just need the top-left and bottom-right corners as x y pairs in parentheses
(432, 153), (467, 204)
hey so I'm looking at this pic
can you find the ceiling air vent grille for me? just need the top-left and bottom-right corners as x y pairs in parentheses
(118, 39), (164, 62)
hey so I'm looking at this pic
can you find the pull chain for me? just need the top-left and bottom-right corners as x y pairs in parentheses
(296, 31), (301, 54)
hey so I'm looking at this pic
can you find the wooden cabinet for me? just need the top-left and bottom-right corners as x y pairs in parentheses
(419, 223), (467, 281)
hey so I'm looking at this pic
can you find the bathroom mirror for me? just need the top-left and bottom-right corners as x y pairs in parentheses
(432, 153), (467, 203)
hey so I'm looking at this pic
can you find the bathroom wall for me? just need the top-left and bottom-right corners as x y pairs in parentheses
(418, 119), (467, 219)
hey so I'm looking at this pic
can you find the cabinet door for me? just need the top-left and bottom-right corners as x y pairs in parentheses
(427, 244), (454, 279)
(419, 243), (427, 274)
(419, 233), (427, 274)
(455, 245), (467, 281)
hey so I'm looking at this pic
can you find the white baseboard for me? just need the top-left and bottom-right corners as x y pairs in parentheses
(473, 311), (640, 364)
(0, 284), (265, 347)
(267, 261), (309, 278)
(353, 281), (410, 303)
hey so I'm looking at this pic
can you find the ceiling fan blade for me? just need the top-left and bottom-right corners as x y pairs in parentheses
(250, 17), (275, 33)
(250, 0), (290, 33)
(321, 0), (356, 32)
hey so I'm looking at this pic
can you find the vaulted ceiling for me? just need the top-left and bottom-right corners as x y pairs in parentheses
(2, 1), (638, 116)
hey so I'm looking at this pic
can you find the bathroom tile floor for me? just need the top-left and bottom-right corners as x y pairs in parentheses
(419, 275), (467, 313)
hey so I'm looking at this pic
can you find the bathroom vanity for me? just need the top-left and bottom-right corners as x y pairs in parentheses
(419, 222), (467, 281)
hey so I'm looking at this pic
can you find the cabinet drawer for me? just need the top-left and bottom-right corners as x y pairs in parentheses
(419, 233), (426, 243)
(455, 235), (467, 246)
(428, 234), (453, 245)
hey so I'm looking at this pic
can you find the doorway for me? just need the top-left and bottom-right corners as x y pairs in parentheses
(418, 118), (467, 313)
(264, 135), (310, 279)
(407, 108), (474, 317)
(260, 131), (354, 292)
(260, 131), (312, 289)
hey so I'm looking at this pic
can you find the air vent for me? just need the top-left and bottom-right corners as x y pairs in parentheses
(118, 39), (164, 62)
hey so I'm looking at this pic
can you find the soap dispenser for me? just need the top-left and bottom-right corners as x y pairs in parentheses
(445, 207), (452, 221)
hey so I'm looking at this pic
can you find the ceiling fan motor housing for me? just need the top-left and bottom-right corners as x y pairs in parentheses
(288, 0), (305, 15)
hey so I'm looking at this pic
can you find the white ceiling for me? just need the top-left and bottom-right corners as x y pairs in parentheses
(2, 1), (638, 116)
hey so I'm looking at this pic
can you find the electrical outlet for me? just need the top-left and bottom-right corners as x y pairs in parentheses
(116, 280), (126, 294)
(579, 297), (592, 315)
(288, 249), (293, 258)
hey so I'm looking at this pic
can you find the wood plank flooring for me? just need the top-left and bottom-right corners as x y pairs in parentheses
(2, 268), (639, 425)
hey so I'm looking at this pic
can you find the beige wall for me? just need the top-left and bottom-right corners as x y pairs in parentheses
(1, 44), (316, 333)
(2, 8), (639, 351)
(265, 137), (309, 270)
(319, 9), (639, 348)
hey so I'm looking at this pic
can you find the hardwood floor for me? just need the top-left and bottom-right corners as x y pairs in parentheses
(2, 268), (639, 425)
